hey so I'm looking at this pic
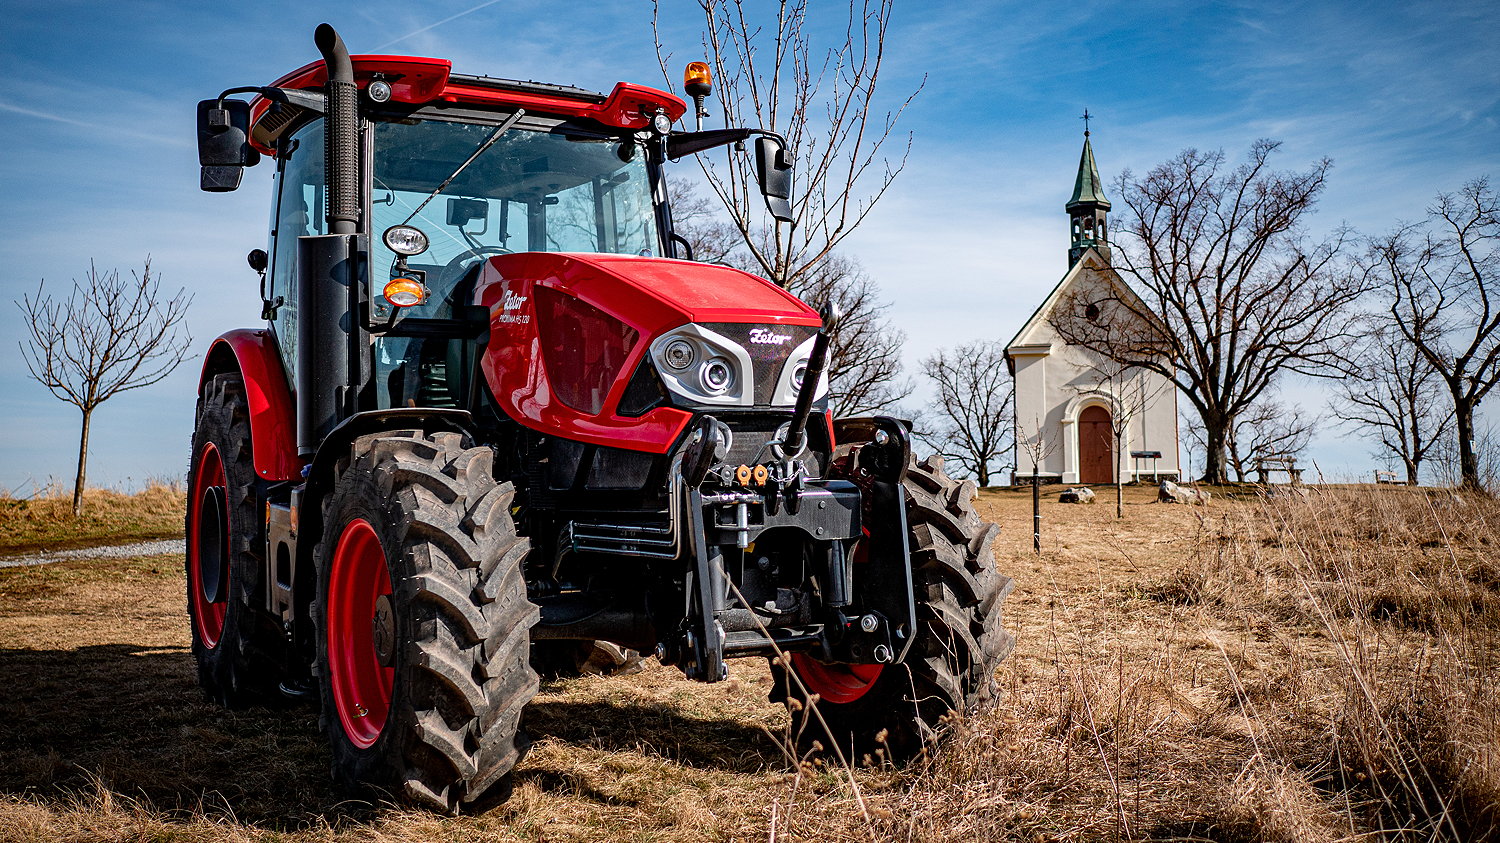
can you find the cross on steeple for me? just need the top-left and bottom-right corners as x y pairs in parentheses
(1081, 108), (1092, 137)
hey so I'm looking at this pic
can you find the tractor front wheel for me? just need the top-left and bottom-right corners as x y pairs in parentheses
(313, 430), (538, 813)
(185, 373), (284, 706)
(772, 454), (1015, 762)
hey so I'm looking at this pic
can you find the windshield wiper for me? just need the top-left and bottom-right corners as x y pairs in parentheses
(402, 108), (526, 225)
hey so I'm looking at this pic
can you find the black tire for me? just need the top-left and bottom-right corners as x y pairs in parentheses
(772, 453), (1015, 762)
(312, 430), (539, 813)
(185, 373), (285, 706)
(530, 640), (645, 678)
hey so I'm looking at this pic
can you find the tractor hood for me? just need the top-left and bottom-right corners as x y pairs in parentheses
(474, 252), (820, 334)
(474, 252), (820, 453)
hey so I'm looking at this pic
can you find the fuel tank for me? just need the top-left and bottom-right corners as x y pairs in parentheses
(473, 252), (822, 454)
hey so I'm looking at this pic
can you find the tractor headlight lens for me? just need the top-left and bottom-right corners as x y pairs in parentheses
(382, 225), (429, 256)
(664, 339), (695, 370)
(792, 362), (808, 391)
(652, 111), (673, 135)
(701, 358), (733, 394)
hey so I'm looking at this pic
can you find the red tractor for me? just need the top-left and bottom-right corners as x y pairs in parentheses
(189, 24), (1013, 812)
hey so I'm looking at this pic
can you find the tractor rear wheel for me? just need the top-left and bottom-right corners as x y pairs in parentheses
(772, 454), (1014, 763)
(313, 430), (539, 813)
(185, 373), (284, 706)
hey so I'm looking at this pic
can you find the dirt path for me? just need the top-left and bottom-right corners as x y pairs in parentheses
(0, 538), (183, 568)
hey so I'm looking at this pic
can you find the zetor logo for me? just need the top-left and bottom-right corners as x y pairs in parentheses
(501, 290), (527, 311)
(749, 328), (793, 346)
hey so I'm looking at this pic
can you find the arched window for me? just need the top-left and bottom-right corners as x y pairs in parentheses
(1098, 220), (1107, 242)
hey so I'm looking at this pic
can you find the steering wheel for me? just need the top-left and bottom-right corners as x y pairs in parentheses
(443, 245), (513, 275)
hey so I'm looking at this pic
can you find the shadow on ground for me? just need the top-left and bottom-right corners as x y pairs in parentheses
(0, 644), (781, 826)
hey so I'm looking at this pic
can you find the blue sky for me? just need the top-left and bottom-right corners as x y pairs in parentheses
(1, 0), (1496, 491)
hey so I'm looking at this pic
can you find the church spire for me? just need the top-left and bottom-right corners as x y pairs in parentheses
(1066, 112), (1111, 268)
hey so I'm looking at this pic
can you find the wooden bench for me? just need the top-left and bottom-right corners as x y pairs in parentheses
(1374, 470), (1399, 485)
(1254, 458), (1303, 485)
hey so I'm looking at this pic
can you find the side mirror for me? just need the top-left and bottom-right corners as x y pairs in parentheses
(196, 98), (260, 193)
(755, 136), (794, 223)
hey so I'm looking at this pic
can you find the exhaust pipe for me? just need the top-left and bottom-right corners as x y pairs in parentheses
(296, 24), (363, 455)
(314, 23), (359, 236)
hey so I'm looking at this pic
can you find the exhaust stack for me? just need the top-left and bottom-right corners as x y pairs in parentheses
(314, 23), (359, 236)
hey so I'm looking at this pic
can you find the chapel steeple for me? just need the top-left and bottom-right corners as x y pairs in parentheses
(1066, 112), (1111, 268)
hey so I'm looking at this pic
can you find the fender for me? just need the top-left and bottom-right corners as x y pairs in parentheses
(200, 329), (303, 482)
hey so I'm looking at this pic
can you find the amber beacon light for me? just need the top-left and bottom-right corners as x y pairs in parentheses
(684, 62), (712, 130)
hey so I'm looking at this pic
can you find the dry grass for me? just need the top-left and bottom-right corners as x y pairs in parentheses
(1, 484), (1496, 841)
(0, 482), (185, 555)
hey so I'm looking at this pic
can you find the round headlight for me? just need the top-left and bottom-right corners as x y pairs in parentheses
(652, 111), (673, 135)
(367, 79), (393, 103)
(701, 357), (733, 394)
(382, 225), (429, 256)
(792, 362), (808, 390)
(664, 339), (695, 370)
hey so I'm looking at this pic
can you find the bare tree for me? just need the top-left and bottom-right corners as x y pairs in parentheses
(1380, 177), (1500, 492)
(1015, 413), (1061, 553)
(1226, 399), (1317, 482)
(654, 0), (919, 290)
(1050, 140), (1367, 483)
(16, 259), (193, 515)
(1330, 324), (1454, 485)
(916, 340), (1013, 487)
(1181, 394), (1316, 482)
(670, 179), (912, 414)
(791, 253), (912, 414)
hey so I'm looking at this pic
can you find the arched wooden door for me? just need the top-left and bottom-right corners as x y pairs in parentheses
(1078, 405), (1114, 485)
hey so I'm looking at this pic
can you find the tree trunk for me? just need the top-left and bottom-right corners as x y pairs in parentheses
(1201, 417), (1231, 485)
(1455, 398), (1480, 491)
(977, 463), (990, 487)
(73, 407), (92, 517)
(1404, 457), (1420, 487)
(1032, 475), (1041, 553)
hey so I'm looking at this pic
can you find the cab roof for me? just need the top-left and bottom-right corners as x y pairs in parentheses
(248, 54), (687, 155)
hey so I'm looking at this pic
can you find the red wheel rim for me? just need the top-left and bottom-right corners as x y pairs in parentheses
(187, 442), (228, 648)
(328, 518), (395, 749)
(791, 654), (884, 704)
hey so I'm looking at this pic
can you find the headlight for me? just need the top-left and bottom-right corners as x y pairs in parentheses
(664, 339), (696, 370)
(771, 337), (827, 405)
(701, 357), (733, 394)
(382, 224), (429, 256)
(649, 325), (752, 406)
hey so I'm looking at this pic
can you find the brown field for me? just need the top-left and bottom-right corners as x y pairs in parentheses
(1, 482), (1496, 842)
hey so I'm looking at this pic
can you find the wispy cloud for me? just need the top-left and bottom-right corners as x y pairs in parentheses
(374, 0), (507, 50)
(0, 98), (183, 146)
(0, 99), (95, 130)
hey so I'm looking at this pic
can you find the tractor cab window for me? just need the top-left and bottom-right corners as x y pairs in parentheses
(267, 119), (327, 379)
(369, 117), (658, 318)
(369, 116), (658, 409)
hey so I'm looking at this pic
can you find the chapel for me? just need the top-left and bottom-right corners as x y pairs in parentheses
(1004, 129), (1181, 485)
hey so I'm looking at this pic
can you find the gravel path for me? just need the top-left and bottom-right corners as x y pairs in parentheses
(0, 539), (183, 569)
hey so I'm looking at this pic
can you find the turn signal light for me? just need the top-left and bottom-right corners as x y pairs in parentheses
(683, 61), (712, 97)
(383, 277), (427, 308)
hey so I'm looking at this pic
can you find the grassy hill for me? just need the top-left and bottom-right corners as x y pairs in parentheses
(0, 483), (1495, 841)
